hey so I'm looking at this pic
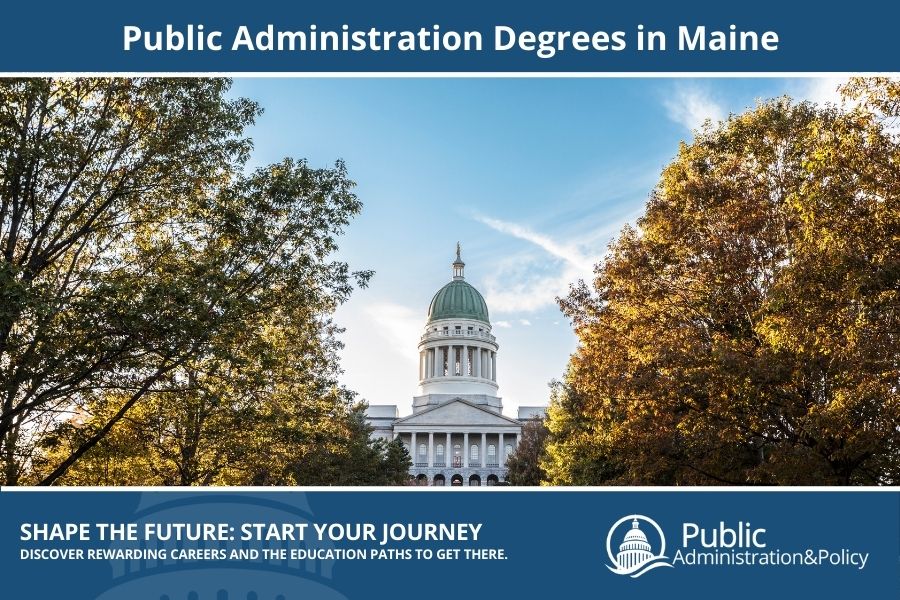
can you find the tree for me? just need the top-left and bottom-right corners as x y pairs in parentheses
(505, 418), (549, 486)
(0, 78), (371, 485)
(545, 78), (900, 486)
(380, 437), (414, 486)
(289, 404), (412, 486)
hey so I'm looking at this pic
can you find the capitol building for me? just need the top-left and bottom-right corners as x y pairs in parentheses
(366, 246), (544, 486)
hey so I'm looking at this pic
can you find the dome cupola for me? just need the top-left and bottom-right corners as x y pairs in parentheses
(414, 244), (501, 412)
(427, 243), (490, 324)
(427, 283), (489, 324)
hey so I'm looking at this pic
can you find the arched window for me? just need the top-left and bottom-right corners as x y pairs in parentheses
(470, 444), (479, 461)
(418, 443), (427, 458)
(436, 444), (444, 458)
(488, 444), (496, 458)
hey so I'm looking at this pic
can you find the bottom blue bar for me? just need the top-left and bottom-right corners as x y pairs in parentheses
(2, 489), (897, 599)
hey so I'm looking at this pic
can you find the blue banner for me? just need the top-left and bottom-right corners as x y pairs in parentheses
(2, 489), (897, 599)
(0, 0), (898, 72)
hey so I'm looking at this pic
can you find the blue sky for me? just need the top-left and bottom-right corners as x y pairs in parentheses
(230, 77), (846, 415)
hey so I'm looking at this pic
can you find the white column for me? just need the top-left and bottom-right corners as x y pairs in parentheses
(446, 432), (451, 467)
(516, 433), (521, 447)
(492, 352), (497, 381)
(428, 432), (434, 468)
(463, 432), (469, 468)
(411, 432), (418, 465)
(498, 432), (504, 464)
(481, 432), (486, 468)
(474, 348), (481, 378)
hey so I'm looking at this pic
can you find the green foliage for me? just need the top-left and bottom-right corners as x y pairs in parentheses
(505, 417), (550, 486)
(381, 437), (414, 486)
(290, 404), (412, 486)
(545, 78), (900, 486)
(0, 78), (376, 485)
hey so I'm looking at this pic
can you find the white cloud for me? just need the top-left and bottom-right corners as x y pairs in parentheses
(474, 215), (595, 272)
(796, 77), (849, 106)
(362, 302), (423, 366)
(795, 77), (900, 137)
(518, 319), (532, 326)
(474, 215), (614, 314)
(334, 299), (423, 408)
(663, 85), (726, 131)
(493, 320), (512, 328)
(482, 269), (576, 313)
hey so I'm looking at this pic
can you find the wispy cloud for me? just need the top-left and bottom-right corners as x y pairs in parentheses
(475, 215), (595, 272)
(493, 320), (512, 328)
(473, 215), (617, 314)
(518, 319), (532, 326)
(663, 85), (726, 131)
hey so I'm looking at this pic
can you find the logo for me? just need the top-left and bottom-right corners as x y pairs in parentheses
(606, 515), (674, 578)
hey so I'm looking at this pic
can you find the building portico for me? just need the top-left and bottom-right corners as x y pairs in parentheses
(393, 398), (524, 485)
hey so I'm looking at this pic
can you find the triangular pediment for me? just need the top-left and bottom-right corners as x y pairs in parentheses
(395, 398), (522, 428)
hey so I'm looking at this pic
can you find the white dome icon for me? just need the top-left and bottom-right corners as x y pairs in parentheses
(616, 519), (654, 569)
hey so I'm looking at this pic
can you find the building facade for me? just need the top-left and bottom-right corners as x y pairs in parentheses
(367, 245), (544, 486)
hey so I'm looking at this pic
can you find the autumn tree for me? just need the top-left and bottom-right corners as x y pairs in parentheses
(545, 78), (900, 486)
(0, 78), (372, 485)
(505, 418), (549, 486)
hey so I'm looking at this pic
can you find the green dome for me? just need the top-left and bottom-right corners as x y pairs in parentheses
(427, 280), (489, 323)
